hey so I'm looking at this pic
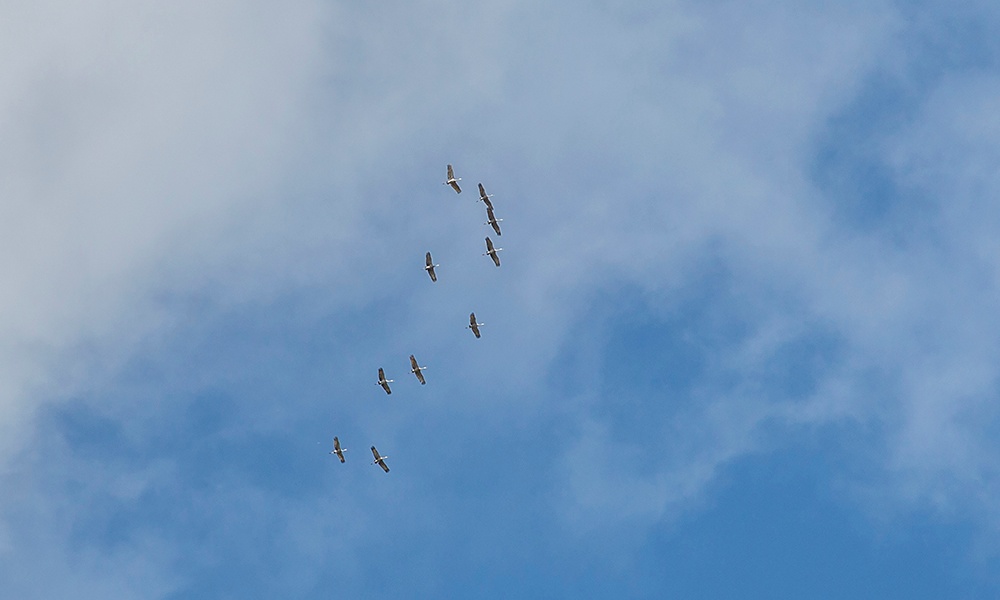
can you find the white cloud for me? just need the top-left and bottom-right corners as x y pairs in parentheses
(544, 1), (1000, 535)
(0, 0), (333, 442)
(0, 1), (348, 594)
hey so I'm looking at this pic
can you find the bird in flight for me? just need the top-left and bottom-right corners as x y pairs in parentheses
(409, 354), (427, 385)
(330, 437), (346, 463)
(425, 251), (439, 282)
(484, 236), (502, 267)
(444, 164), (462, 194)
(377, 367), (393, 395)
(485, 205), (502, 236)
(477, 183), (494, 209)
(468, 312), (484, 338)
(371, 446), (390, 473)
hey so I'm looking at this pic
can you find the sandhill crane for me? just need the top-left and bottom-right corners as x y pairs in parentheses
(485, 206), (503, 236)
(371, 446), (390, 472)
(477, 183), (494, 209)
(425, 252), (439, 282)
(409, 354), (427, 385)
(483, 236), (502, 267)
(444, 164), (462, 193)
(377, 367), (393, 395)
(330, 437), (346, 463)
(468, 312), (484, 338)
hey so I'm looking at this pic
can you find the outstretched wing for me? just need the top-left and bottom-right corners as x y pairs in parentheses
(491, 251), (501, 267)
(478, 183), (493, 209)
(425, 252), (438, 281)
(378, 368), (391, 394)
(410, 355), (426, 384)
(487, 206), (502, 236)
(446, 165), (461, 193)
(371, 446), (390, 472)
(485, 237), (495, 252)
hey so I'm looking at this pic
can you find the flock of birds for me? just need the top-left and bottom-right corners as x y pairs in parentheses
(329, 164), (502, 473)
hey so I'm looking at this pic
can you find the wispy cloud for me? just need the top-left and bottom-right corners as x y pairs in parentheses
(3, 0), (1000, 597)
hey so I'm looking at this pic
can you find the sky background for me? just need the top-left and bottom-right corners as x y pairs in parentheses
(2, 0), (1000, 597)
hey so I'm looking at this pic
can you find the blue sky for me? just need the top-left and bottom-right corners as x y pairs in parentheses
(2, 0), (1000, 597)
